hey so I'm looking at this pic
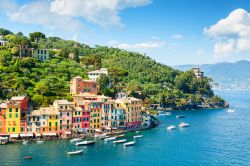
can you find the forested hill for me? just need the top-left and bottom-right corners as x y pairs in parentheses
(0, 28), (227, 109)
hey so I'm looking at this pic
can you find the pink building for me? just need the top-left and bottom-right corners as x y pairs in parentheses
(70, 76), (98, 95)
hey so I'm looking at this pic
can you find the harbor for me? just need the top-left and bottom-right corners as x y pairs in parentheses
(0, 89), (248, 166)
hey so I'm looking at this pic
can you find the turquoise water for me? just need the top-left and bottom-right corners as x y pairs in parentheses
(1, 90), (250, 166)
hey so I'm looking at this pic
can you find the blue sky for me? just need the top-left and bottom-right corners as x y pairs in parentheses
(1, 0), (250, 65)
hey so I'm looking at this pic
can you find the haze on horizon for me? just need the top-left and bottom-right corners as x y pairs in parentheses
(1, 0), (250, 66)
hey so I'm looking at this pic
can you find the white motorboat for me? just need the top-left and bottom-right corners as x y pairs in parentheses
(113, 139), (127, 144)
(94, 133), (107, 138)
(135, 131), (140, 134)
(133, 135), (143, 139)
(23, 141), (29, 144)
(167, 125), (176, 130)
(37, 140), (44, 144)
(123, 141), (136, 146)
(104, 136), (117, 142)
(116, 134), (125, 138)
(70, 138), (83, 143)
(67, 149), (84, 155)
(75, 140), (95, 146)
(179, 122), (189, 128)
(176, 115), (186, 118)
(227, 108), (235, 113)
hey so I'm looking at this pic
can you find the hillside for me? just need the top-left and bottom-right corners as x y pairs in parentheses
(0, 28), (228, 109)
(174, 60), (250, 89)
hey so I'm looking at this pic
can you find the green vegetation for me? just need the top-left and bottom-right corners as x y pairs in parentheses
(0, 28), (228, 109)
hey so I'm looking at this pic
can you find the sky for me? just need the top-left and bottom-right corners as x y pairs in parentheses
(1, 0), (250, 66)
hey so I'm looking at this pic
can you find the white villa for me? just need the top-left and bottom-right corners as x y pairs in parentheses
(88, 68), (108, 81)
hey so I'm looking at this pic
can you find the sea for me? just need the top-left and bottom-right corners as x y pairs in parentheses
(0, 90), (250, 166)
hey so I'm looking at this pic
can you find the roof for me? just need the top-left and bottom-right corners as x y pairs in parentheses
(10, 96), (26, 101)
(115, 97), (141, 103)
(88, 68), (108, 74)
(53, 100), (72, 105)
(29, 106), (58, 116)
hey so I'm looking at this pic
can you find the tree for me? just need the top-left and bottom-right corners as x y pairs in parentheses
(29, 32), (46, 43)
(0, 28), (13, 35)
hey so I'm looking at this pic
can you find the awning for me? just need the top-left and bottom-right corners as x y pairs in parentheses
(42, 133), (57, 136)
(10, 134), (19, 138)
(94, 129), (102, 132)
(20, 134), (34, 137)
(35, 133), (41, 137)
(65, 132), (71, 135)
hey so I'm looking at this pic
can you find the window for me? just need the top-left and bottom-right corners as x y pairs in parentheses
(8, 128), (10, 132)
(55, 122), (58, 127)
(67, 113), (69, 116)
(15, 114), (18, 118)
(12, 128), (15, 132)
(43, 128), (45, 131)
(49, 122), (51, 127)
(56, 115), (58, 119)
(9, 108), (12, 112)
(49, 128), (51, 131)
(9, 114), (12, 118)
(15, 108), (18, 112)
(21, 128), (24, 132)
(67, 120), (69, 124)
(60, 113), (62, 116)
(44, 50), (47, 54)
(60, 106), (63, 109)
(0, 121), (2, 126)
(60, 120), (62, 124)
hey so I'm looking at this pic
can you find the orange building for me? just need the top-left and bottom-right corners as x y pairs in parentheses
(70, 76), (98, 95)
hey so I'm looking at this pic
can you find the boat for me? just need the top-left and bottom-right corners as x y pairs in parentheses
(67, 149), (84, 155)
(75, 140), (95, 146)
(113, 139), (126, 144)
(100, 135), (109, 139)
(176, 115), (186, 118)
(227, 108), (235, 113)
(23, 141), (29, 144)
(70, 138), (83, 143)
(116, 134), (125, 138)
(123, 141), (136, 146)
(135, 131), (140, 133)
(37, 140), (44, 144)
(104, 136), (117, 142)
(167, 125), (176, 130)
(179, 122), (189, 128)
(23, 156), (32, 159)
(133, 135), (143, 139)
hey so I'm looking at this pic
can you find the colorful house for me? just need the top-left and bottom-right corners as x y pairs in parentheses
(0, 101), (21, 135)
(87, 100), (102, 129)
(10, 96), (28, 111)
(70, 76), (98, 95)
(53, 100), (74, 135)
(0, 102), (7, 135)
(72, 106), (83, 131)
(32, 49), (50, 61)
(27, 107), (59, 136)
(98, 96), (113, 128)
(111, 108), (126, 129)
(88, 68), (108, 81)
(116, 97), (142, 129)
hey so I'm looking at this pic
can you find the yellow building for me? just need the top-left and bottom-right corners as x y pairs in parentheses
(47, 109), (60, 133)
(86, 101), (102, 129)
(4, 101), (21, 134)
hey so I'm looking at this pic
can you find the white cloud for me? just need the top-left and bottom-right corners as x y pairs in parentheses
(0, 0), (151, 31)
(204, 8), (250, 57)
(0, 0), (83, 32)
(171, 34), (183, 39)
(50, 0), (151, 27)
(196, 49), (204, 56)
(107, 40), (165, 50)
